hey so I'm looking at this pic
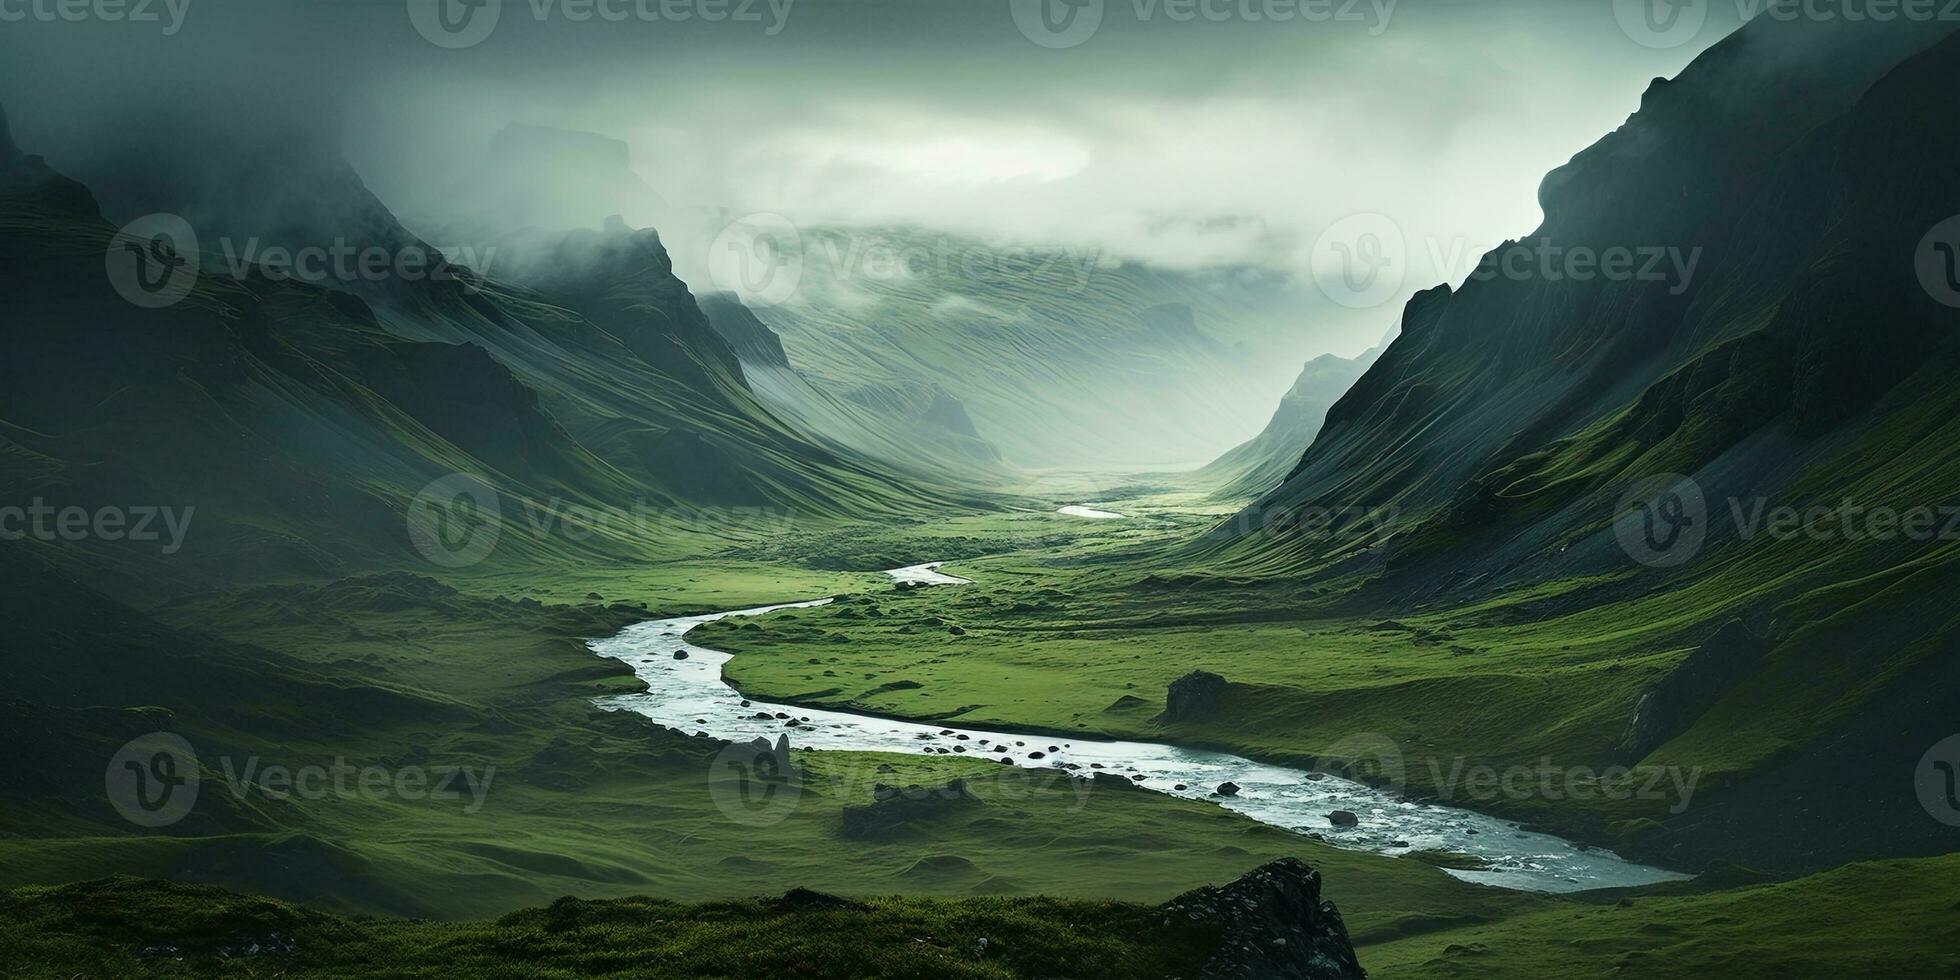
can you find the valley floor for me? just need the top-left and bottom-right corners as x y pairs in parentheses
(7, 488), (1955, 977)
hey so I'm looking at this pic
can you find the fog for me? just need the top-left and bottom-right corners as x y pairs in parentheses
(0, 0), (1741, 358)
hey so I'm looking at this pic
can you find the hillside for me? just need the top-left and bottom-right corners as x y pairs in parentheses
(1, 113), (967, 593)
(1197, 19), (1960, 872)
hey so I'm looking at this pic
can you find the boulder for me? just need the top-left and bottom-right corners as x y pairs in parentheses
(1328, 810), (1359, 828)
(1160, 670), (1232, 723)
(1215, 781), (1242, 797)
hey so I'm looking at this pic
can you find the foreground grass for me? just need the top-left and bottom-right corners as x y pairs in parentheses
(7, 855), (1958, 979)
(0, 876), (1218, 979)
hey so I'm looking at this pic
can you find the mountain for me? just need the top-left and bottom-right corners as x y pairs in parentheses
(696, 291), (1008, 482)
(1201, 19), (1960, 873)
(0, 112), (962, 593)
(395, 125), (1323, 472)
(404, 123), (675, 240)
(726, 227), (1323, 468)
(1198, 337), (1388, 499)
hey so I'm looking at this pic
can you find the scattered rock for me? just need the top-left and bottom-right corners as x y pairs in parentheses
(842, 779), (982, 840)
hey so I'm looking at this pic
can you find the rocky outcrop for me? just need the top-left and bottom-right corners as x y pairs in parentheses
(1159, 858), (1367, 979)
(1161, 670), (1231, 724)
(1618, 620), (1770, 762)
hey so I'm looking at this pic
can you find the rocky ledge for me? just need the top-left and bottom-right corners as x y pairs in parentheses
(1160, 858), (1367, 979)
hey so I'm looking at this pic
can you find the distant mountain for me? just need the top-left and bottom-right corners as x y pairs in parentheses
(1199, 337), (1388, 499)
(695, 291), (1007, 482)
(409, 123), (674, 240)
(1202, 19), (1960, 873)
(738, 228), (1320, 468)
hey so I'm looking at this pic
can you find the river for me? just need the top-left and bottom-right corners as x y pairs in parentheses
(590, 558), (1687, 894)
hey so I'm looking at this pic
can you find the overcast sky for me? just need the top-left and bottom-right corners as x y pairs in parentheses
(1, 0), (1745, 354)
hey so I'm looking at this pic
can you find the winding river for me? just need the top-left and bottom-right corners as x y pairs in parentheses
(592, 555), (1687, 894)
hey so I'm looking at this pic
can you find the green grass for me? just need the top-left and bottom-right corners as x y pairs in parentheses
(1, 548), (1524, 938)
(0, 876), (1221, 979)
(6, 855), (1957, 978)
(1362, 856), (1960, 979)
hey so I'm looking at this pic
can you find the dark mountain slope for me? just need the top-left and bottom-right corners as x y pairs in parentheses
(1195, 20), (1960, 873)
